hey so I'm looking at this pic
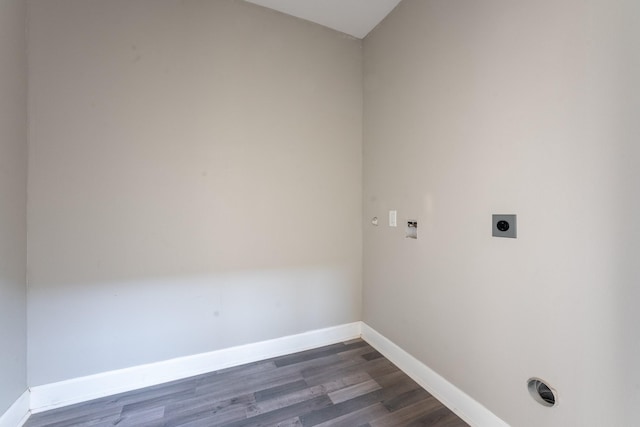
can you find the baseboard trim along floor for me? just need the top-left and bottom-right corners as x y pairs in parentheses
(24, 339), (469, 427)
(14, 321), (508, 426)
(29, 322), (362, 414)
(361, 323), (509, 427)
(0, 390), (30, 427)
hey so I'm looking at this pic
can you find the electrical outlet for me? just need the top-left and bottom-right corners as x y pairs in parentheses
(492, 214), (517, 238)
(389, 210), (397, 227)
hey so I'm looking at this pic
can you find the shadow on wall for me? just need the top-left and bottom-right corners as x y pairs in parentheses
(27, 265), (361, 386)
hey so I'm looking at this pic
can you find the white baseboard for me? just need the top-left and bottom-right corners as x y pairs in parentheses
(30, 322), (362, 413)
(361, 323), (509, 427)
(28, 322), (507, 427)
(0, 390), (30, 427)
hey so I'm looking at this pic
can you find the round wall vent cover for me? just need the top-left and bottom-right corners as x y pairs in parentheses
(527, 378), (557, 407)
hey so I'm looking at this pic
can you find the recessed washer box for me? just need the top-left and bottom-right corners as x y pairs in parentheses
(492, 214), (517, 238)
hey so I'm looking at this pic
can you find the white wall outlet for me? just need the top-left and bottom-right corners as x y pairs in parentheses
(389, 210), (397, 227)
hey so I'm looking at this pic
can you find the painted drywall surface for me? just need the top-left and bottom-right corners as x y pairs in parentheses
(363, 0), (639, 426)
(27, 0), (362, 385)
(0, 0), (28, 414)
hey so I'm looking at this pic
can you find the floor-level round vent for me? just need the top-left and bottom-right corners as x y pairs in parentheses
(527, 378), (557, 407)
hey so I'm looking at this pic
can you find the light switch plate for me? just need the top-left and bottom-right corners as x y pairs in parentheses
(492, 214), (517, 238)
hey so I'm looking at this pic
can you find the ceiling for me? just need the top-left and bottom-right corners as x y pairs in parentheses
(244, 0), (402, 39)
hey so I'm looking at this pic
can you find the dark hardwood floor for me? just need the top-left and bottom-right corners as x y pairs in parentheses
(25, 340), (468, 427)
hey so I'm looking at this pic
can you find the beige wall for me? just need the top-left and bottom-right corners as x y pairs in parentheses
(27, 0), (362, 385)
(0, 0), (28, 414)
(22, 0), (640, 423)
(363, 0), (639, 426)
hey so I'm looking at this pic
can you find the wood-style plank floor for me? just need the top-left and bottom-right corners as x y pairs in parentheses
(25, 340), (468, 427)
